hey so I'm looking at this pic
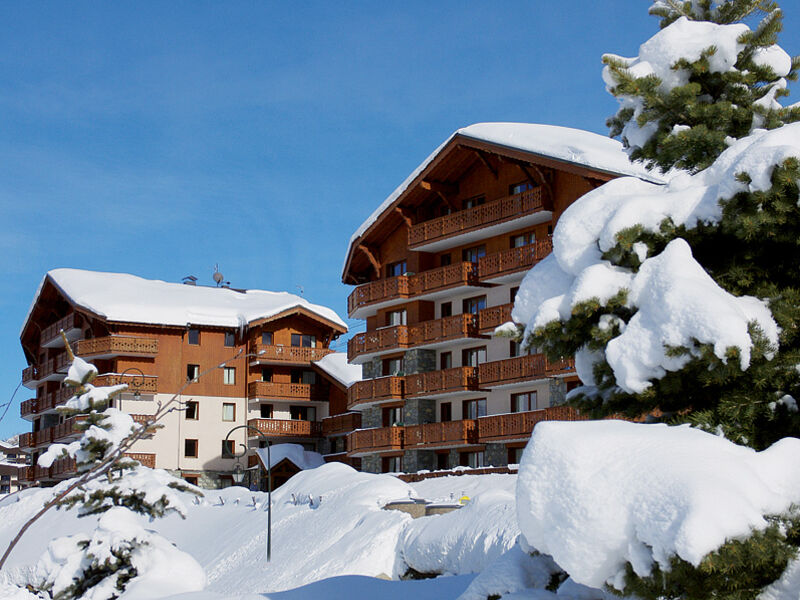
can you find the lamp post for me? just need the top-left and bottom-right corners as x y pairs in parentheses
(223, 424), (272, 562)
(117, 367), (145, 412)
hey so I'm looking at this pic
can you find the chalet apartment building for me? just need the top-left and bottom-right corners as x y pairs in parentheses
(18, 269), (360, 489)
(342, 123), (659, 473)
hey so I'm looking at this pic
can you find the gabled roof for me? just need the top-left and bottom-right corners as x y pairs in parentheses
(21, 268), (347, 336)
(343, 122), (664, 281)
(254, 444), (325, 471)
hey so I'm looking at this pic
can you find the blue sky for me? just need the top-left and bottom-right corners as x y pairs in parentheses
(1, 2), (798, 439)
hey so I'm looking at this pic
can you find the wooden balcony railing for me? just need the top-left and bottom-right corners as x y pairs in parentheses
(248, 343), (333, 364)
(124, 452), (156, 468)
(34, 465), (52, 480)
(76, 336), (159, 358)
(22, 366), (38, 386)
(40, 313), (80, 347)
(19, 467), (33, 482)
(247, 381), (327, 402)
(347, 262), (480, 315)
(478, 406), (585, 443)
(408, 188), (544, 248)
(18, 432), (33, 449)
(478, 238), (553, 281)
(478, 303), (513, 332)
(32, 428), (53, 447)
(20, 399), (37, 418)
(348, 313), (482, 361)
(322, 412), (362, 437)
(405, 366), (478, 397)
(93, 374), (159, 394)
(347, 426), (404, 454)
(405, 419), (478, 448)
(478, 354), (575, 387)
(50, 457), (77, 478)
(51, 417), (87, 443)
(347, 376), (405, 409)
(246, 418), (322, 438)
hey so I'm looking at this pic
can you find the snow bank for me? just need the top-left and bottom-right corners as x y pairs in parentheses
(254, 444), (325, 471)
(313, 352), (363, 387)
(516, 420), (800, 590)
(22, 268), (346, 335)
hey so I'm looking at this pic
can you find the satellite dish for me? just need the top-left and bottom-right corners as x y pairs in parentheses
(213, 271), (224, 284)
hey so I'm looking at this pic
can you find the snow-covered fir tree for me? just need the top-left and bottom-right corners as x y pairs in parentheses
(30, 340), (204, 600)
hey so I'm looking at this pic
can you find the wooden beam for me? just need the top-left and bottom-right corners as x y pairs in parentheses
(394, 206), (413, 228)
(515, 160), (554, 211)
(358, 244), (381, 277)
(583, 177), (605, 190)
(420, 179), (458, 196)
(474, 150), (498, 179)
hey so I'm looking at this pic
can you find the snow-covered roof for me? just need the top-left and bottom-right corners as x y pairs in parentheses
(346, 122), (664, 256)
(254, 444), (325, 471)
(312, 352), (363, 388)
(22, 268), (347, 335)
(0, 436), (19, 450)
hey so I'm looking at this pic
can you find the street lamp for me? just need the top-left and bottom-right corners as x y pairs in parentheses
(223, 424), (272, 562)
(117, 367), (146, 411)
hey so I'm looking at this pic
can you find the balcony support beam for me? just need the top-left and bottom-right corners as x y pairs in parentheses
(394, 206), (413, 228)
(357, 244), (381, 278)
(420, 180), (458, 211)
(473, 149), (498, 180)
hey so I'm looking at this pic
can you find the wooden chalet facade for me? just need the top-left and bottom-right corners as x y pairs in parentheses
(18, 270), (357, 489)
(341, 123), (657, 473)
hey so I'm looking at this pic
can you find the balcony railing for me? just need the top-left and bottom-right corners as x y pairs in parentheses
(125, 452), (156, 468)
(322, 412), (362, 437)
(478, 303), (513, 332)
(478, 238), (553, 281)
(19, 467), (33, 482)
(76, 336), (159, 358)
(408, 188), (544, 248)
(478, 354), (575, 387)
(348, 313), (482, 361)
(22, 366), (38, 387)
(248, 343), (333, 364)
(20, 399), (37, 418)
(34, 464), (53, 480)
(347, 262), (480, 316)
(405, 366), (478, 397)
(477, 406), (585, 443)
(246, 418), (322, 438)
(347, 426), (404, 454)
(50, 457), (77, 478)
(405, 419), (478, 448)
(18, 432), (32, 450)
(347, 376), (405, 409)
(40, 313), (81, 348)
(51, 416), (87, 443)
(93, 374), (159, 394)
(247, 381), (327, 402)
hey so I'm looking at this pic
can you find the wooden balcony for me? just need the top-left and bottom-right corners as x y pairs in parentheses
(248, 343), (333, 365)
(405, 419), (478, 449)
(347, 262), (481, 317)
(408, 188), (545, 250)
(20, 399), (37, 419)
(405, 366), (479, 397)
(19, 466), (33, 482)
(246, 418), (322, 438)
(247, 381), (327, 402)
(93, 374), (159, 394)
(348, 314), (483, 362)
(51, 417), (87, 443)
(76, 336), (158, 359)
(322, 412), (362, 437)
(348, 376), (405, 409)
(18, 432), (33, 450)
(478, 406), (585, 443)
(35, 464), (53, 480)
(347, 426), (404, 455)
(22, 366), (38, 388)
(40, 313), (82, 348)
(124, 452), (156, 468)
(478, 303), (513, 332)
(478, 238), (553, 282)
(478, 354), (575, 387)
(50, 457), (77, 479)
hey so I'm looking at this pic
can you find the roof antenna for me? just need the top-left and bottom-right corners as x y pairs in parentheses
(213, 264), (230, 288)
(295, 285), (304, 296)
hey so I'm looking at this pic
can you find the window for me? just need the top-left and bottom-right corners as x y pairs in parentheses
(510, 287), (519, 303)
(387, 260), (407, 278)
(510, 340), (523, 357)
(386, 309), (407, 327)
(510, 182), (534, 195)
(184, 439), (198, 458)
(260, 403), (273, 418)
(290, 405), (315, 421)
(462, 398), (487, 419)
(508, 447), (525, 465)
(437, 453), (449, 470)
(462, 346), (487, 367)
(185, 401), (199, 420)
(510, 231), (535, 248)
(261, 367), (273, 382)
(440, 352), (452, 370)
(547, 224), (553, 235)
(188, 328), (200, 345)
(291, 334), (316, 348)
(382, 455), (402, 473)
(512, 392), (538, 412)
(224, 331), (235, 347)
(222, 402), (236, 421)
(440, 302), (452, 318)
(463, 195), (485, 209)
(461, 451), (486, 468)
(184, 475), (199, 486)
(463, 295), (487, 314)
(383, 406), (403, 427)
(462, 245), (486, 263)
(291, 369), (316, 384)
(223, 367), (236, 385)
(440, 253), (452, 267)
(440, 402), (452, 422)
(383, 357), (403, 376)
(186, 364), (199, 383)
(262, 331), (273, 345)
(221, 439), (235, 457)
